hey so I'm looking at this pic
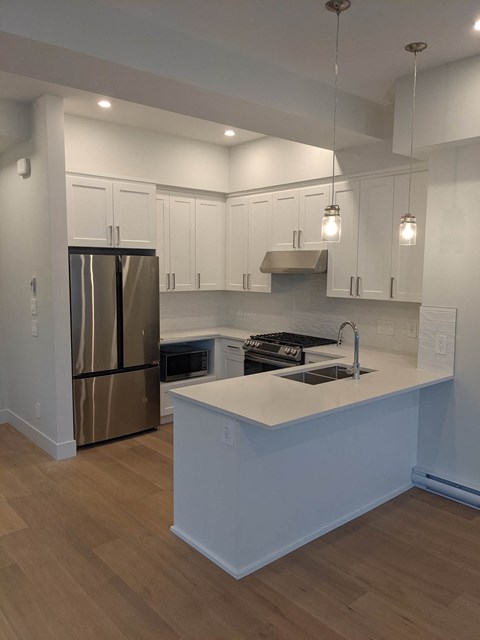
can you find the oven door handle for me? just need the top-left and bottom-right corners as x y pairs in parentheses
(244, 353), (299, 368)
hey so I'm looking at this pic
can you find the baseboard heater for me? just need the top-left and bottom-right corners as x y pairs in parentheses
(412, 467), (480, 510)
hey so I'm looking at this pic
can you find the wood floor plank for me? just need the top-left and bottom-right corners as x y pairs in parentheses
(2, 422), (480, 640)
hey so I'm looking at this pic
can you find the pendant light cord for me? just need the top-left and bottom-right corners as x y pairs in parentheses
(407, 51), (418, 214)
(332, 9), (340, 196)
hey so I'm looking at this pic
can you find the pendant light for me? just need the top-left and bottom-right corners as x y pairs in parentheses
(399, 42), (427, 246)
(321, 0), (351, 243)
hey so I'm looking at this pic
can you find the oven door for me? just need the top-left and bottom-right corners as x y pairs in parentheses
(244, 353), (299, 376)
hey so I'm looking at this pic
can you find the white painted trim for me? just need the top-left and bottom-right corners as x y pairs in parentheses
(412, 467), (480, 510)
(171, 482), (413, 579)
(0, 409), (8, 425)
(6, 410), (76, 460)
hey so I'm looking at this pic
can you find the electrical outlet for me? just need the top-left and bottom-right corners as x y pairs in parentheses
(31, 298), (37, 316)
(407, 322), (417, 338)
(31, 320), (38, 337)
(434, 333), (448, 355)
(377, 319), (395, 336)
(35, 402), (41, 419)
(222, 419), (237, 447)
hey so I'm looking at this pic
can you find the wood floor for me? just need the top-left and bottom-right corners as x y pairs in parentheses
(1, 425), (480, 640)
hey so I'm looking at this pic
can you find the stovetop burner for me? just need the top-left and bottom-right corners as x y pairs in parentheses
(250, 332), (337, 348)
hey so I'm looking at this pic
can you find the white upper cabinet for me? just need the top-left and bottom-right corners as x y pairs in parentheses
(66, 176), (114, 247)
(156, 192), (170, 293)
(226, 197), (249, 291)
(226, 194), (272, 293)
(113, 181), (156, 249)
(326, 171), (428, 302)
(66, 175), (156, 249)
(326, 180), (360, 297)
(357, 176), (395, 300)
(272, 190), (299, 250)
(272, 185), (330, 251)
(168, 193), (196, 292)
(390, 171), (428, 302)
(195, 197), (225, 291)
(298, 184), (330, 250)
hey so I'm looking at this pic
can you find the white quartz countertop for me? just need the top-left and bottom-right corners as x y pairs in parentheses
(171, 343), (453, 430)
(160, 326), (254, 344)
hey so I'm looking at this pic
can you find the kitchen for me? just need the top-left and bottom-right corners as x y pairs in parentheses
(0, 0), (480, 637)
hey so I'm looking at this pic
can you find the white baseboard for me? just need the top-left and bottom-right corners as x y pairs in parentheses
(412, 467), (480, 510)
(6, 410), (76, 460)
(0, 409), (8, 425)
(171, 482), (413, 579)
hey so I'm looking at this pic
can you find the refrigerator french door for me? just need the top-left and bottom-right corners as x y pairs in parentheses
(70, 253), (160, 445)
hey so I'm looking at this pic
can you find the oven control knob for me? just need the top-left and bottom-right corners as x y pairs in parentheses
(285, 348), (291, 354)
(291, 349), (298, 356)
(256, 341), (261, 347)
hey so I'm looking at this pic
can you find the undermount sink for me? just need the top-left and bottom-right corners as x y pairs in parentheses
(281, 364), (373, 385)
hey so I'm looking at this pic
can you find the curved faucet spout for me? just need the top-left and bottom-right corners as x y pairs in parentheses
(337, 321), (360, 381)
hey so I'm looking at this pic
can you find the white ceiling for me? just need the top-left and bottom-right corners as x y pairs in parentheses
(0, 72), (264, 147)
(96, 0), (480, 104)
(1, 0), (480, 150)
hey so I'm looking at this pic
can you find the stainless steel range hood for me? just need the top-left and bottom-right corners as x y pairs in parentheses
(260, 250), (328, 274)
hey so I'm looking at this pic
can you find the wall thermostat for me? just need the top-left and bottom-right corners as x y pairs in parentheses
(17, 157), (31, 178)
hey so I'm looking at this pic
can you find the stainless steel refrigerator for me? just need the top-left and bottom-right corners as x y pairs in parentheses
(69, 252), (160, 446)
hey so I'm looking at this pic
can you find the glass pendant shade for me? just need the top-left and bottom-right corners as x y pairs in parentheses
(399, 213), (417, 246)
(321, 204), (341, 242)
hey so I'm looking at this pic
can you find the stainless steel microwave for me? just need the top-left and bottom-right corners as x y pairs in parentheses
(160, 344), (208, 382)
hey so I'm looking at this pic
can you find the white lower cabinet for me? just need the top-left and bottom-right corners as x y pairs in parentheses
(160, 375), (217, 422)
(219, 339), (245, 379)
(327, 170), (428, 302)
(66, 175), (156, 249)
(226, 194), (272, 293)
(158, 193), (225, 292)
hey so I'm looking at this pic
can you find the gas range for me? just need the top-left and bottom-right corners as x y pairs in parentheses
(243, 332), (337, 366)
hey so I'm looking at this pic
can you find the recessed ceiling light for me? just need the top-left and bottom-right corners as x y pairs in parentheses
(224, 129), (236, 137)
(97, 99), (112, 108)
(474, 20), (480, 30)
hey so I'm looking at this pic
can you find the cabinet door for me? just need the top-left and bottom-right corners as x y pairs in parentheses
(66, 175), (113, 247)
(272, 190), (299, 250)
(195, 197), (225, 290)
(248, 194), (272, 293)
(226, 197), (249, 291)
(326, 181), (360, 298)
(298, 184), (330, 250)
(113, 181), (156, 249)
(156, 192), (170, 293)
(169, 193), (196, 292)
(357, 176), (394, 300)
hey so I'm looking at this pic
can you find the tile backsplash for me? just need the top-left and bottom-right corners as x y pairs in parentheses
(417, 305), (457, 373)
(160, 274), (421, 354)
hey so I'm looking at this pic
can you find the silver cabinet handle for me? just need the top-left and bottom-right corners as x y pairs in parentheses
(247, 273), (251, 290)
(108, 225), (113, 246)
(116, 225), (120, 246)
(197, 273), (201, 289)
(390, 276), (395, 299)
(298, 229), (302, 249)
(356, 276), (361, 297)
(172, 273), (176, 290)
(166, 273), (171, 290)
(292, 230), (297, 249)
(350, 276), (355, 296)
(243, 273), (247, 290)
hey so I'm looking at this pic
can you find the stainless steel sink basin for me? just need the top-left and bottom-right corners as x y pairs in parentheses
(281, 364), (372, 385)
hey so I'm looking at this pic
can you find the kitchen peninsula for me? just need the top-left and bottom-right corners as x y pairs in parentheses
(171, 344), (452, 579)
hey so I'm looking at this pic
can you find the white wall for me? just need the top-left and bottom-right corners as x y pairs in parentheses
(160, 278), (420, 354)
(64, 114), (230, 193)
(0, 95), (74, 458)
(229, 138), (413, 193)
(417, 142), (480, 489)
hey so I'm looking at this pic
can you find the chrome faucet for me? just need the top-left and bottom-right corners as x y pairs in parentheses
(337, 321), (360, 381)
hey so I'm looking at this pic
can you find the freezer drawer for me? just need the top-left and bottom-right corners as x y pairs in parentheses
(73, 367), (159, 445)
